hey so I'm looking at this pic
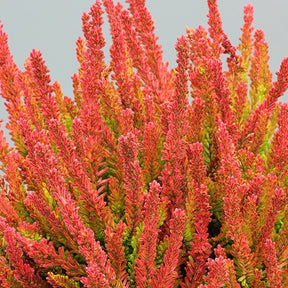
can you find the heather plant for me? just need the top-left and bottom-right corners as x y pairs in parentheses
(1, 0), (288, 287)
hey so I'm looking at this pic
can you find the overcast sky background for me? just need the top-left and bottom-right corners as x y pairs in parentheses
(0, 0), (288, 139)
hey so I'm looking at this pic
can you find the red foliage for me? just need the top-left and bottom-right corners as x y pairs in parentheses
(0, 0), (288, 287)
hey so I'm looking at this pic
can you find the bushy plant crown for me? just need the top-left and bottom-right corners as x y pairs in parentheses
(0, 0), (288, 287)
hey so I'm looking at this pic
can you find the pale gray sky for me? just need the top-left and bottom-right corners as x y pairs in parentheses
(0, 1), (288, 128)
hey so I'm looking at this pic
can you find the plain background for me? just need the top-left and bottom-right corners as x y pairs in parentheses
(0, 0), (288, 140)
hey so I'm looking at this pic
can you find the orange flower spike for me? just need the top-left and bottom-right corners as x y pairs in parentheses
(78, 2), (113, 146)
(250, 30), (273, 109)
(23, 49), (61, 128)
(160, 120), (188, 214)
(186, 25), (212, 66)
(120, 9), (172, 105)
(17, 225), (84, 277)
(238, 4), (254, 82)
(224, 5), (253, 128)
(168, 34), (190, 141)
(75, 36), (86, 67)
(239, 57), (288, 152)
(0, 254), (23, 287)
(0, 120), (9, 170)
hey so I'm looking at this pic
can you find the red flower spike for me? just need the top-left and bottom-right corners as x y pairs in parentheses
(264, 239), (283, 288)
(255, 174), (284, 259)
(5, 151), (26, 206)
(119, 8), (173, 104)
(79, 0), (106, 103)
(199, 255), (240, 288)
(183, 143), (211, 288)
(0, 179), (18, 226)
(58, 196), (117, 287)
(24, 191), (78, 251)
(126, 0), (163, 68)
(107, 175), (125, 220)
(3, 225), (49, 287)
(142, 122), (162, 185)
(126, 0), (173, 102)
(224, 5), (254, 131)
(152, 208), (187, 288)
(216, 119), (242, 183)
(159, 35), (191, 216)
(135, 181), (161, 288)
(103, 0), (142, 114)
(48, 118), (112, 227)
(105, 221), (129, 286)
(0, 24), (23, 148)
(174, 35), (190, 109)
(207, 0), (225, 57)
(268, 103), (288, 183)
(234, 81), (249, 127)
(119, 132), (145, 234)
(238, 4), (254, 66)
(75, 37), (85, 66)
(187, 97), (205, 144)
(0, 255), (23, 287)
(17, 234), (84, 278)
(266, 57), (288, 111)
(208, 59), (236, 135)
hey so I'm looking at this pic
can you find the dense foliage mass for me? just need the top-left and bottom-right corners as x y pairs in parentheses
(1, 0), (288, 287)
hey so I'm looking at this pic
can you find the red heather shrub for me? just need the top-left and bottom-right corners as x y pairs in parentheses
(1, 0), (288, 287)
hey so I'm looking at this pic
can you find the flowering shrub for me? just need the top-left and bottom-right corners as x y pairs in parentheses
(1, 0), (288, 287)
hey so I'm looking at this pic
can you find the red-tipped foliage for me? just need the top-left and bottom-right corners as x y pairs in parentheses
(0, 0), (288, 287)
